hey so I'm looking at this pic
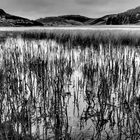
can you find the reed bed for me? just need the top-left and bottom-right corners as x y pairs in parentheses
(0, 29), (139, 140)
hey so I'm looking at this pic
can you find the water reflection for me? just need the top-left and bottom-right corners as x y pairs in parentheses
(1, 37), (140, 139)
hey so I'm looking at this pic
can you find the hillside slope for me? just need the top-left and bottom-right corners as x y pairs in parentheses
(88, 6), (140, 25)
(36, 15), (94, 26)
(37, 6), (140, 26)
(0, 9), (43, 26)
(2, 6), (140, 26)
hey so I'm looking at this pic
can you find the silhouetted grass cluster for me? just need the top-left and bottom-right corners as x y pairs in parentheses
(2, 29), (140, 48)
(20, 30), (140, 48)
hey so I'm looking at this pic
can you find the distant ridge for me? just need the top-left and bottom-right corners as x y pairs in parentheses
(105, 6), (140, 25)
(1, 6), (140, 26)
(36, 15), (94, 26)
(0, 9), (43, 27)
(57, 15), (93, 23)
(36, 6), (140, 26)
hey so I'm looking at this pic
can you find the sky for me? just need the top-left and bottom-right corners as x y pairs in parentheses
(1, 0), (140, 19)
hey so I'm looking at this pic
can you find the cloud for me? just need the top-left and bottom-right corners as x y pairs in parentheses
(75, 0), (109, 5)
(0, 0), (140, 19)
(3, 0), (72, 19)
(10, 0), (52, 11)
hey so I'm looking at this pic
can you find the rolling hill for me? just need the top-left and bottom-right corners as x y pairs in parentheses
(36, 6), (140, 26)
(36, 15), (94, 26)
(89, 6), (140, 25)
(0, 9), (43, 27)
(1, 6), (140, 26)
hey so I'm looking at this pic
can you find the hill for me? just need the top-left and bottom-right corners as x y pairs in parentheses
(36, 6), (140, 26)
(36, 15), (94, 26)
(0, 9), (43, 26)
(94, 6), (140, 25)
(2, 6), (140, 26)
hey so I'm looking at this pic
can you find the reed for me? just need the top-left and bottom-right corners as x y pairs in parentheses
(0, 29), (140, 139)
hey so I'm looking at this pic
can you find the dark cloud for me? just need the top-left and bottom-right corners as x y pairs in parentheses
(75, 0), (109, 5)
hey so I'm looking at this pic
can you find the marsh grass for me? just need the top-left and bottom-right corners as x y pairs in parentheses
(2, 29), (140, 48)
(0, 29), (140, 139)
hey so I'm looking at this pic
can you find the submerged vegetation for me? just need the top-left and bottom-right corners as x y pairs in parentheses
(0, 29), (140, 139)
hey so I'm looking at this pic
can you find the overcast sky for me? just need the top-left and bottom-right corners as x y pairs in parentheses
(1, 0), (140, 19)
